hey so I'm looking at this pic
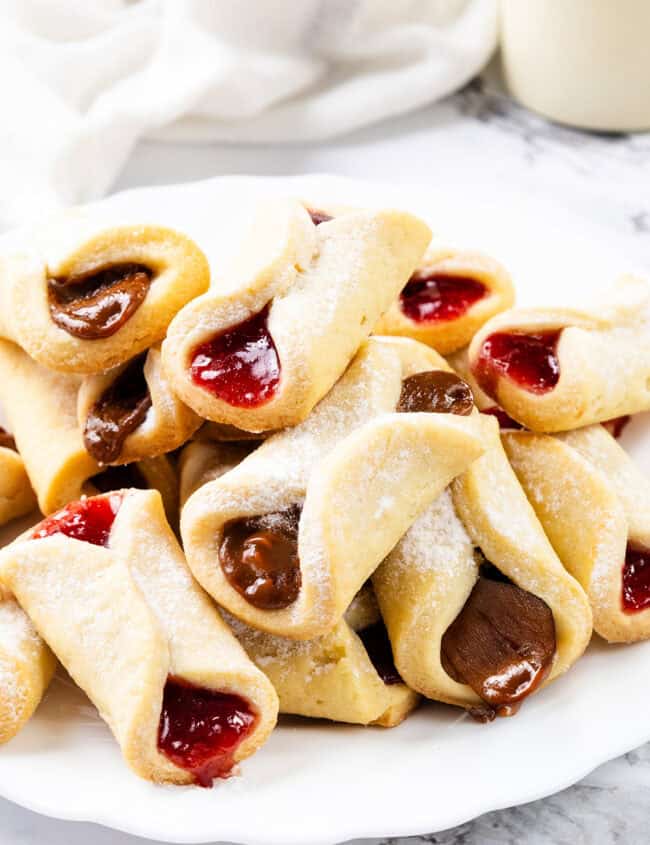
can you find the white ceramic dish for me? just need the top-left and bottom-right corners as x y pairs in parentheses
(0, 174), (649, 845)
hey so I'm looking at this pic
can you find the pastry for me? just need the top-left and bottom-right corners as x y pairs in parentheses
(467, 275), (650, 431)
(162, 200), (431, 433)
(447, 347), (524, 430)
(0, 489), (278, 785)
(77, 345), (202, 465)
(0, 340), (178, 518)
(0, 584), (56, 744)
(178, 441), (257, 508)
(0, 429), (37, 527)
(181, 336), (485, 640)
(373, 417), (592, 720)
(375, 244), (514, 354)
(0, 218), (209, 375)
(504, 424), (650, 642)
(225, 583), (419, 727)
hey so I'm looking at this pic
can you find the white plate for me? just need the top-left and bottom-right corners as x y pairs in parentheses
(0, 174), (649, 845)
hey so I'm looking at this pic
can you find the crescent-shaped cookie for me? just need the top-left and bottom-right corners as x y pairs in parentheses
(178, 441), (257, 508)
(181, 336), (485, 640)
(77, 345), (202, 465)
(467, 275), (650, 431)
(162, 200), (431, 433)
(0, 584), (56, 744)
(504, 425), (650, 642)
(0, 489), (278, 786)
(375, 244), (514, 354)
(224, 583), (419, 727)
(0, 432), (36, 527)
(0, 218), (209, 374)
(373, 417), (592, 719)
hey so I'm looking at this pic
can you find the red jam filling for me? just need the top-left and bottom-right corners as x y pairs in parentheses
(190, 306), (280, 408)
(622, 544), (650, 613)
(400, 272), (487, 324)
(158, 676), (257, 787)
(31, 494), (121, 547)
(483, 406), (524, 431)
(307, 209), (333, 225)
(474, 330), (561, 399)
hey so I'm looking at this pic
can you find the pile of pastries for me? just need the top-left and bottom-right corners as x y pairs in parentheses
(0, 198), (648, 788)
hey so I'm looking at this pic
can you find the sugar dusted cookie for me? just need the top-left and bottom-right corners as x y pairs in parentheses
(504, 424), (650, 643)
(162, 200), (431, 433)
(182, 336), (485, 640)
(78, 345), (202, 465)
(0, 429), (36, 527)
(0, 489), (278, 786)
(375, 245), (514, 354)
(373, 418), (592, 720)
(468, 275), (650, 432)
(0, 218), (209, 375)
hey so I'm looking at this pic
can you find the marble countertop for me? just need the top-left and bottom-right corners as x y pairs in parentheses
(1, 72), (649, 845)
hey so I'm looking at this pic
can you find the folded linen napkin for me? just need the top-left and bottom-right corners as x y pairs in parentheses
(0, 0), (497, 225)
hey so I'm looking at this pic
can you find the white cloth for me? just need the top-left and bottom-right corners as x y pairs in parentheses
(0, 0), (497, 226)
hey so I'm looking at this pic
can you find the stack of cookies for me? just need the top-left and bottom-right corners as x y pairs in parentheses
(0, 197), (648, 787)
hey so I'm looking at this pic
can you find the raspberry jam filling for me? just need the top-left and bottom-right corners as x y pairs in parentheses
(474, 330), (561, 399)
(441, 561), (556, 722)
(84, 352), (152, 464)
(482, 406), (524, 430)
(220, 505), (301, 610)
(158, 676), (257, 788)
(307, 209), (333, 225)
(400, 272), (487, 324)
(48, 263), (153, 340)
(31, 494), (122, 547)
(622, 544), (650, 613)
(190, 306), (280, 408)
(398, 371), (474, 415)
(358, 621), (403, 685)
(0, 427), (17, 451)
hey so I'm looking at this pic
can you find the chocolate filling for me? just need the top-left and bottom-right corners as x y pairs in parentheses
(84, 353), (152, 464)
(357, 621), (403, 685)
(398, 371), (474, 415)
(441, 561), (556, 722)
(0, 426), (17, 451)
(220, 505), (302, 610)
(48, 263), (153, 340)
(90, 463), (147, 493)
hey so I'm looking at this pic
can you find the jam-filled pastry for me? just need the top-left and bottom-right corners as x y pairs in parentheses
(77, 345), (202, 465)
(375, 245), (514, 355)
(0, 584), (56, 744)
(182, 336), (485, 640)
(0, 489), (278, 785)
(0, 219), (209, 375)
(447, 347), (524, 431)
(179, 441), (257, 508)
(162, 200), (431, 433)
(0, 429), (37, 527)
(373, 417), (592, 720)
(504, 425), (650, 642)
(224, 583), (419, 727)
(467, 275), (650, 432)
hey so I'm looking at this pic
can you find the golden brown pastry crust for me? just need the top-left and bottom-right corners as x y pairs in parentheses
(162, 200), (431, 433)
(0, 220), (210, 375)
(375, 245), (514, 354)
(181, 336), (485, 640)
(0, 446), (36, 528)
(0, 490), (278, 784)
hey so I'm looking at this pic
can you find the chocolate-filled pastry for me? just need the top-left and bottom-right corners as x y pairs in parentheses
(162, 200), (431, 433)
(0, 430), (37, 527)
(467, 275), (650, 432)
(373, 417), (592, 720)
(504, 424), (650, 643)
(224, 583), (419, 727)
(0, 218), (209, 374)
(182, 336), (485, 640)
(179, 441), (257, 508)
(375, 245), (514, 355)
(0, 584), (56, 744)
(0, 489), (278, 785)
(78, 345), (201, 465)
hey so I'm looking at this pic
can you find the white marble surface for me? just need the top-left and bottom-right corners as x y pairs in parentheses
(1, 73), (650, 844)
